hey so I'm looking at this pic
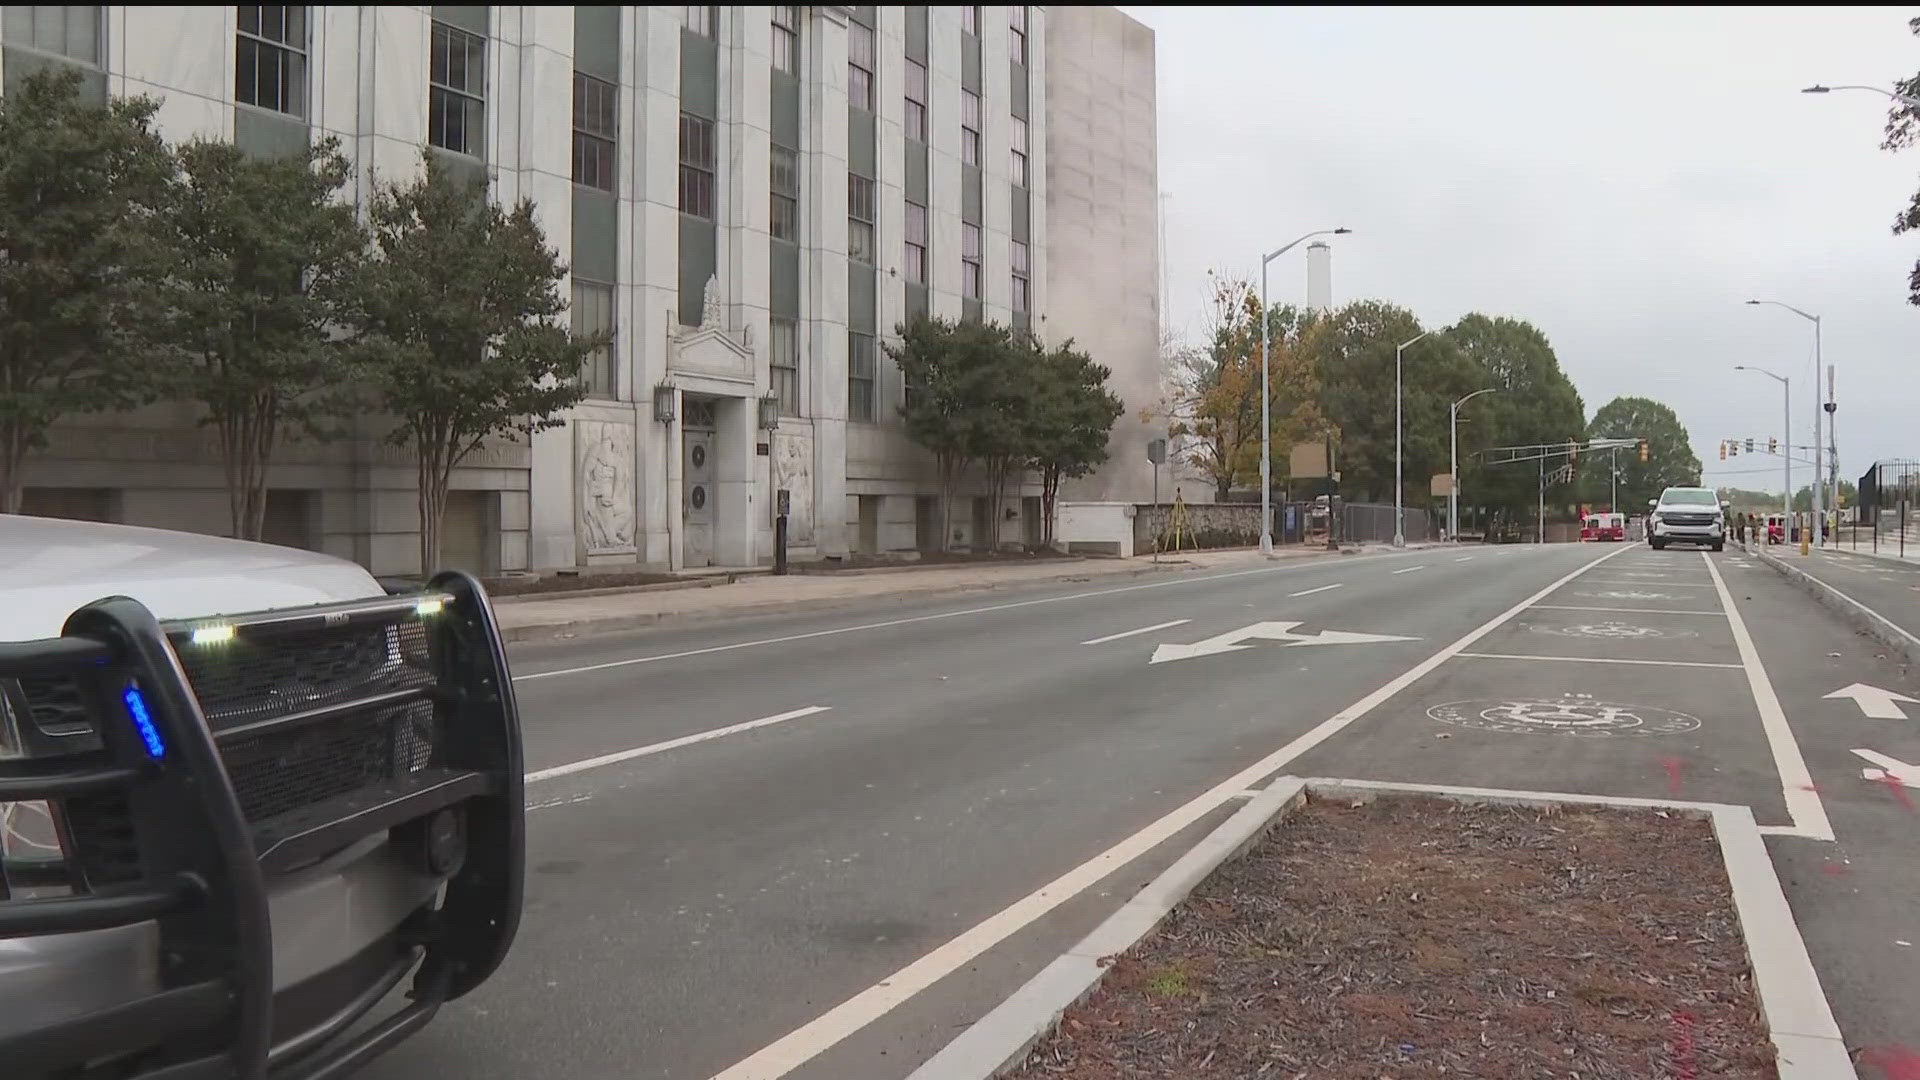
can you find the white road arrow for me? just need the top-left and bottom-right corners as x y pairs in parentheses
(1852, 748), (1920, 789)
(1149, 621), (1418, 664)
(1824, 682), (1920, 720)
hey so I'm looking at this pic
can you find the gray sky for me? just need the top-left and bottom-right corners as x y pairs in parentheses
(1122, 5), (1919, 495)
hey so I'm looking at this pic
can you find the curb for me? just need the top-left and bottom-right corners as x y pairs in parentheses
(1754, 547), (1920, 668)
(494, 559), (1212, 644)
(909, 778), (1853, 1080)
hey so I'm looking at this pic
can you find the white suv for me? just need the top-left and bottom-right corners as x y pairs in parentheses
(1647, 486), (1727, 551)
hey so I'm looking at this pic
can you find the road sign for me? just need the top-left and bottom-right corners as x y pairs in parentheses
(1290, 441), (1328, 479)
(1149, 621), (1419, 664)
(1430, 472), (1453, 496)
(1146, 438), (1167, 465)
(1824, 682), (1919, 720)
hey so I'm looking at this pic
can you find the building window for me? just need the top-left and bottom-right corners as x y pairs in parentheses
(2, 5), (100, 64)
(1009, 5), (1028, 65)
(961, 5), (979, 37)
(236, 6), (307, 117)
(847, 174), (875, 264)
(848, 331), (875, 422)
(573, 278), (616, 399)
(770, 144), (799, 242)
(572, 72), (616, 192)
(904, 59), (927, 143)
(678, 5), (716, 37)
(1011, 239), (1029, 312)
(678, 113), (715, 218)
(847, 20), (874, 112)
(770, 5), (799, 74)
(904, 201), (927, 284)
(771, 317), (801, 415)
(1010, 116), (1028, 188)
(961, 89), (980, 167)
(962, 222), (981, 300)
(429, 21), (486, 156)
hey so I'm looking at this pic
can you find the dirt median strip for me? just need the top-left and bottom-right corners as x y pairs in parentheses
(1007, 795), (1778, 1080)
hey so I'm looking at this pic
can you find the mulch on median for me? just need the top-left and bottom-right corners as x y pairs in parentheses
(1010, 796), (1776, 1079)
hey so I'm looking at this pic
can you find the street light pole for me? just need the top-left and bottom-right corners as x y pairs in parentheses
(1747, 300), (1823, 546)
(1448, 387), (1498, 542)
(1394, 330), (1431, 547)
(1259, 227), (1350, 556)
(1734, 364), (1791, 527)
(1802, 84), (1920, 109)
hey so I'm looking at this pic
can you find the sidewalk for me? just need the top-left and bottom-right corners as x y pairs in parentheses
(492, 543), (1387, 644)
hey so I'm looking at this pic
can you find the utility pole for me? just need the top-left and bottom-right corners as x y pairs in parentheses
(1610, 446), (1618, 512)
(1538, 455), (1545, 545)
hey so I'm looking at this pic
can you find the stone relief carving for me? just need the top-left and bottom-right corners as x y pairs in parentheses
(771, 430), (814, 543)
(576, 421), (636, 554)
(701, 273), (722, 329)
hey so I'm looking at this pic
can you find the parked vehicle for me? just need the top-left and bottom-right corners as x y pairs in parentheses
(1646, 487), (1728, 551)
(1766, 514), (1786, 545)
(0, 516), (524, 1079)
(1580, 513), (1627, 542)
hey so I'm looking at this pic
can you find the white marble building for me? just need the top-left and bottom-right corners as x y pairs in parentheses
(0, 5), (1160, 575)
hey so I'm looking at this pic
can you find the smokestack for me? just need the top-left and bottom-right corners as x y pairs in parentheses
(1305, 241), (1332, 312)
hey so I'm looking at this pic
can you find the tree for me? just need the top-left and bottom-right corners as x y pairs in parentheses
(1880, 18), (1920, 305)
(889, 316), (1021, 550)
(1793, 480), (1856, 512)
(344, 153), (593, 573)
(1446, 314), (1585, 525)
(0, 70), (174, 512)
(1155, 273), (1263, 500)
(1313, 301), (1478, 506)
(1027, 339), (1124, 546)
(1583, 397), (1701, 511)
(161, 137), (365, 540)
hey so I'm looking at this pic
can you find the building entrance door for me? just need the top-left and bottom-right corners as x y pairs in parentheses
(683, 402), (716, 567)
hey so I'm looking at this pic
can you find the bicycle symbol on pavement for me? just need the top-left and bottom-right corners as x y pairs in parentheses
(1529, 622), (1695, 640)
(1427, 697), (1703, 738)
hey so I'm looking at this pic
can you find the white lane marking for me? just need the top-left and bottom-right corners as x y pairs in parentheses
(524, 706), (831, 784)
(1824, 682), (1919, 720)
(703, 546), (1632, 1080)
(1530, 605), (1724, 615)
(1582, 579), (1716, 588)
(1703, 553), (1834, 842)
(1392, 565), (1425, 575)
(1287, 583), (1344, 598)
(514, 554), (1418, 682)
(1080, 619), (1190, 646)
(1454, 556), (1474, 562)
(1454, 652), (1743, 670)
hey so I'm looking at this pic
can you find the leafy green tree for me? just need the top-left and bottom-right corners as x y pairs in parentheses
(343, 153), (592, 573)
(1792, 480), (1856, 512)
(162, 137), (365, 540)
(1583, 396), (1701, 511)
(1026, 339), (1124, 546)
(1446, 314), (1585, 525)
(1880, 18), (1920, 304)
(1313, 301), (1477, 506)
(0, 70), (174, 512)
(889, 316), (1022, 550)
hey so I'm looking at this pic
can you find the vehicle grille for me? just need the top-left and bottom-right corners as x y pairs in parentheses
(1662, 513), (1717, 526)
(18, 675), (91, 737)
(174, 619), (440, 825)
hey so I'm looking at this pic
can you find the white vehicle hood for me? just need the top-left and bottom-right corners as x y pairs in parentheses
(0, 516), (385, 642)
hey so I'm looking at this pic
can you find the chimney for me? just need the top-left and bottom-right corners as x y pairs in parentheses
(1305, 241), (1332, 312)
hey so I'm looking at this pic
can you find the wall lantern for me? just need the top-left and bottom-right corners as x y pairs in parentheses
(758, 393), (782, 431)
(652, 382), (677, 423)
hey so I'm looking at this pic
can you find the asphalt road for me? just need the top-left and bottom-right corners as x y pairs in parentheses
(355, 541), (1920, 1080)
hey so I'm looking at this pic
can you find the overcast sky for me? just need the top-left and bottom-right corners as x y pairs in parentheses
(1121, 6), (1919, 495)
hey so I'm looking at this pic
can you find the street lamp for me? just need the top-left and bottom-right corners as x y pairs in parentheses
(1259, 227), (1351, 555)
(1448, 387), (1499, 542)
(1802, 84), (1920, 109)
(1393, 330), (1431, 547)
(1733, 365), (1791, 530)
(1746, 300), (1823, 545)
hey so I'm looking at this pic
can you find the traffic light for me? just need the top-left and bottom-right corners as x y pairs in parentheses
(1745, 438), (1754, 454)
(1719, 440), (1727, 461)
(1769, 436), (1778, 455)
(1730, 439), (1739, 457)
(1639, 439), (1649, 463)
